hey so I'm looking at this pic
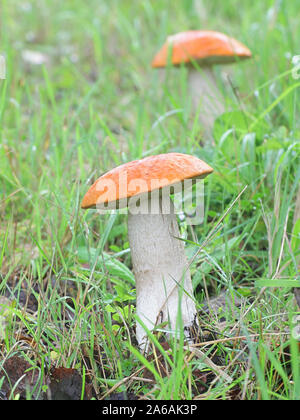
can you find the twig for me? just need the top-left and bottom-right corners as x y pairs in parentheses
(99, 366), (145, 400)
(189, 332), (290, 348)
(184, 345), (233, 383)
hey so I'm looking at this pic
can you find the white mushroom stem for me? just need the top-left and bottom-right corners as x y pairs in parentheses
(127, 194), (197, 349)
(188, 66), (225, 137)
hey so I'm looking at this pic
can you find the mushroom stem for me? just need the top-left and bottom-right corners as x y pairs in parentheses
(188, 66), (225, 137)
(127, 195), (197, 349)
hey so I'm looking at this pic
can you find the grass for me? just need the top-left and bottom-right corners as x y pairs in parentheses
(0, 0), (299, 400)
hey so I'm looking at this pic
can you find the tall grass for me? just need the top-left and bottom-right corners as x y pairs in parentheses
(0, 0), (299, 400)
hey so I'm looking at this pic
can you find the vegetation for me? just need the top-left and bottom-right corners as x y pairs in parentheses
(0, 0), (299, 400)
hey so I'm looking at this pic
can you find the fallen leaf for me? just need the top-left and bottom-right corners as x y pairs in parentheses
(0, 355), (44, 400)
(48, 367), (93, 400)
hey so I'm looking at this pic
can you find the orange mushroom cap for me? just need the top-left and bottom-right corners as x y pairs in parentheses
(152, 30), (252, 68)
(81, 153), (213, 210)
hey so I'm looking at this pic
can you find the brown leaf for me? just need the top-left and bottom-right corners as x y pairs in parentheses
(143, 341), (173, 381)
(48, 367), (93, 400)
(0, 355), (43, 400)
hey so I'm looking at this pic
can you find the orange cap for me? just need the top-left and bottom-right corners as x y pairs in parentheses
(81, 153), (213, 210)
(152, 30), (252, 68)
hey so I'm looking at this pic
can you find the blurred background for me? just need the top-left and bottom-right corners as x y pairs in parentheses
(0, 0), (299, 400)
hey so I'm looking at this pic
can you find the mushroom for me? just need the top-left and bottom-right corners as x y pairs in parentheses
(152, 30), (252, 136)
(81, 153), (213, 349)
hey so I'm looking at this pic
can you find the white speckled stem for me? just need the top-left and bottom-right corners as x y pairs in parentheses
(127, 196), (197, 349)
(188, 66), (225, 137)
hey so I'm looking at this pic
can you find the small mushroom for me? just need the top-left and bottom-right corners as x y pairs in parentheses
(81, 153), (213, 349)
(152, 30), (252, 137)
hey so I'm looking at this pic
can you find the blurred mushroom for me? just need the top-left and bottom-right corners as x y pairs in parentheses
(152, 30), (252, 137)
(81, 153), (213, 349)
